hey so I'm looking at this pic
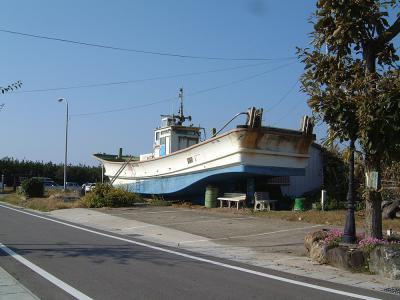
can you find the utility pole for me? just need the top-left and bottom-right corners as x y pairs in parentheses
(343, 139), (356, 243)
(58, 98), (69, 191)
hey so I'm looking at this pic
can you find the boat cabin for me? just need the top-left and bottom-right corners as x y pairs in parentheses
(153, 116), (201, 158)
(138, 88), (201, 161)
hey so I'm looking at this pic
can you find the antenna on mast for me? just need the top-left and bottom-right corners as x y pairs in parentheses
(179, 87), (184, 121)
(175, 88), (191, 125)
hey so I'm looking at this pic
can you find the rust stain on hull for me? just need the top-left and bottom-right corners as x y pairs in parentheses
(238, 128), (314, 156)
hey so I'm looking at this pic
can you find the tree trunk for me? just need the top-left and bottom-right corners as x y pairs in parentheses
(363, 45), (383, 239)
(364, 157), (383, 239)
(365, 191), (382, 238)
(363, 43), (376, 74)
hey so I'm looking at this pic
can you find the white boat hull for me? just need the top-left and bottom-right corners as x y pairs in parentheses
(95, 127), (314, 195)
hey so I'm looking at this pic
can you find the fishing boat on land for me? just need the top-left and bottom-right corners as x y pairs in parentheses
(94, 89), (315, 196)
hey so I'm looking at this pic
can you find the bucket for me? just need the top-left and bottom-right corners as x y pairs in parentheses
(205, 186), (218, 208)
(294, 197), (306, 211)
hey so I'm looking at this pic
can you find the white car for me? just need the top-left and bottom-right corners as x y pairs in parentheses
(84, 183), (96, 192)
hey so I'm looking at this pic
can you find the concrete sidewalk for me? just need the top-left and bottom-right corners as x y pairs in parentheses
(0, 266), (38, 300)
(48, 206), (400, 295)
(0, 195), (38, 300)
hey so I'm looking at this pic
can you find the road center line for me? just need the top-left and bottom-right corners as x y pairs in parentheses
(0, 204), (381, 300)
(0, 243), (92, 300)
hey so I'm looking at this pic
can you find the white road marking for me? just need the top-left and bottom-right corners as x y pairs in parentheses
(123, 216), (254, 230)
(179, 225), (324, 244)
(123, 224), (157, 230)
(161, 217), (253, 227)
(0, 204), (381, 300)
(0, 243), (92, 300)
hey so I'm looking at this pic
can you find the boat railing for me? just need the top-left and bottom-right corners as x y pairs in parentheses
(212, 107), (264, 138)
(211, 112), (248, 138)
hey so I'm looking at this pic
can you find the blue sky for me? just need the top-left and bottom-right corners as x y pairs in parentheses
(1, 0), (322, 165)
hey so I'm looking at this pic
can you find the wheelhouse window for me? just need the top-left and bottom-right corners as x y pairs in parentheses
(178, 137), (199, 150)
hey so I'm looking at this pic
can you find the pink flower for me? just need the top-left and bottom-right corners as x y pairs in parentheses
(323, 229), (343, 247)
(358, 237), (388, 251)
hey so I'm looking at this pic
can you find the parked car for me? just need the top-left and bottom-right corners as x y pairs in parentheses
(84, 183), (96, 192)
(35, 177), (62, 190)
(65, 182), (81, 191)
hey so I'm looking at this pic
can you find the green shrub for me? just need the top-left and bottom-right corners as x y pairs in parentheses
(326, 199), (346, 210)
(381, 188), (399, 202)
(82, 183), (141, 208)
(21, 178), (44, 198)
(313, 202), (322, 210)
(355, 200), (365, 211)
(105, 187), (140, 207)
(82, 192), (108, 208)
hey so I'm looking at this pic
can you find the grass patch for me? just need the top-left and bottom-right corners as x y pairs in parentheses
(1, 193), (23, 206)
(45, 189), (80, 198)
(1, 193), (82, 212)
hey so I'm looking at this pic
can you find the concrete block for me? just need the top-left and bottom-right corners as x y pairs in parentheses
(326, 246), (366, 271)
(369, 244), (400, 279)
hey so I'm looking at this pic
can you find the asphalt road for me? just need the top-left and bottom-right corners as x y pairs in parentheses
(0, 204), (394, 300)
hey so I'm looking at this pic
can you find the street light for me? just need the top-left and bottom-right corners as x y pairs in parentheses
(58, 98), (68, 191)
(343, 139), (356, 243)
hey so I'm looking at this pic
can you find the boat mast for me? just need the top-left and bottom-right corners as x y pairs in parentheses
(179, 88), (184, 123)
(175, 88), (191, 125)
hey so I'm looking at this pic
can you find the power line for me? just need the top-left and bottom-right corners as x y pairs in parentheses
(72, 97), (176, 117)
(186, 61), (296, 97)
(19, 61), (279, 93)
(271, 97), (305, 126)
(72, 61), (296, 117)
(266, 80), (299, 111)
(0, 29), (296, 61)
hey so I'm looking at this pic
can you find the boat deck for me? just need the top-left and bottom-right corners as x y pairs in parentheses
(94, 153), (139, 162)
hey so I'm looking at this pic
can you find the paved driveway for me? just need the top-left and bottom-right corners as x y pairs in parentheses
(95, 206), (323, 256)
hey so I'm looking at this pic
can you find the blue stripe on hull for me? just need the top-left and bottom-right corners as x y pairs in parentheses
(121, 164), (304, 196)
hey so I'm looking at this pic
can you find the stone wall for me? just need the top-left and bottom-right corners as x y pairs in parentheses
(305, 230), (400, 279)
